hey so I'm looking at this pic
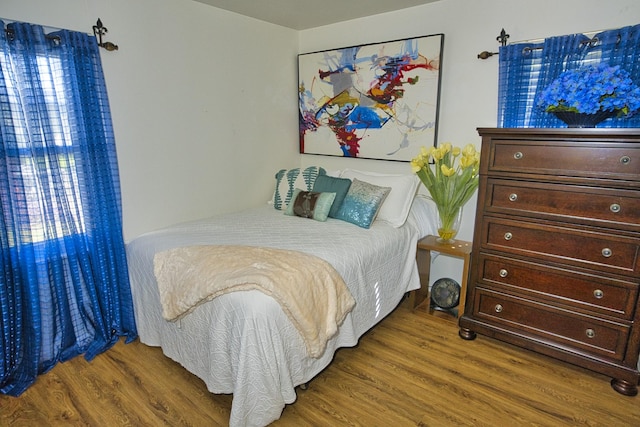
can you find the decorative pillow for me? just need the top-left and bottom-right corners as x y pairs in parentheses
(340, 169), (420, 228)
(284, 189), (336, 222)
(334, 178), (391, 229)
(312, 175), (352, 218)
(272, 166), (326, 210)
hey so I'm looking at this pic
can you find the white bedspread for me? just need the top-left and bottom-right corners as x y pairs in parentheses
(126, 200), (434, 427)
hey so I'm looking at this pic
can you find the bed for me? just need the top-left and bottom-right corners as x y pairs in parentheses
(126, 168), (435, 426)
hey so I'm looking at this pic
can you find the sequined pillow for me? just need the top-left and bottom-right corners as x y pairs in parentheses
(284, 189), (336, 222)
(340, 169), (419, 228)
(334, 178), (391, 229)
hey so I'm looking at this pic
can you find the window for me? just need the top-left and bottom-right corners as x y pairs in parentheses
(2, 54), (85, 245)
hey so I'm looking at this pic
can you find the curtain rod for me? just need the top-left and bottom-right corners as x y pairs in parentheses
(4, 27), (61, 43)
(0, 16), (92, 36)
(509, 29), (603, 45)
(1, 17), (118, 51)
(477, 27), (619, 60)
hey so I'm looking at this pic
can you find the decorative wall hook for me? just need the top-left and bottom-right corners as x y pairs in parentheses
(477, 28), (509, 60)
(92, 18), (118, 51)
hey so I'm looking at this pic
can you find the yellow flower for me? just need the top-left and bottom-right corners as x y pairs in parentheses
(462, 143), (477, 157)
(410, 159), (422, 173)
(459, 154), (474, 169)
(441, 164), (455, 176)
(431, 146), (444, 161)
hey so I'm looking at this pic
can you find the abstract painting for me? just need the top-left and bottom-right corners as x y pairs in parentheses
(298, 34), (444, 162)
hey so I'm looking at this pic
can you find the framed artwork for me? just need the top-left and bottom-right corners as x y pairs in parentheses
(298, 33), (444, 162)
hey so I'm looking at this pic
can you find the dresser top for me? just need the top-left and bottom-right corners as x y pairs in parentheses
(477, 127), (640, 140)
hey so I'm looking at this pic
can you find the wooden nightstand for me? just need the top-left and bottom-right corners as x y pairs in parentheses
(411, 235), (472, 319)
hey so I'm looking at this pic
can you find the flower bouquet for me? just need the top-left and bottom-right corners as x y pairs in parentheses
(538, 63), (640, 127)
(411, 143), (480, 242)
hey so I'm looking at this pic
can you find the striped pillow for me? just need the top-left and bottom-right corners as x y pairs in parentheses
(272, 166), (326, 210)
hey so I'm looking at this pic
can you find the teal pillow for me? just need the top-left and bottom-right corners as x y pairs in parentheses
(334, 178), (391, 229)
(272, 166), (326, 210)
(284, 189), (336, 222)
(312, 175), (352, 218)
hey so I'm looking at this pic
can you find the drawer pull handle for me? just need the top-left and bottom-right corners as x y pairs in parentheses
(509, 193), (518, 202)
(593, 289), (604, 299)
(586, 329), (596, 339)
(610, 203), (621, 213)
(620, 155), (631, 165)
(514, 152), (523, 160)
(499, 269), (508, 278)
(494, 304), (503, 313)
(602, 248), (612, 258)
(504, 232), (513, 241)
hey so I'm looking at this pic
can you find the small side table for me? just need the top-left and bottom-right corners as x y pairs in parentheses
(411, 235), (472, 319)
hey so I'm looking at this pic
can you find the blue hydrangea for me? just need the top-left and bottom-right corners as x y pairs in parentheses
(538, 63), (640, 115)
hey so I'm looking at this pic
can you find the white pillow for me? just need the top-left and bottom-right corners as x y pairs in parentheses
(339, 169), (420, 228)
(408, 195), (438, 238)
(324, 169), (342, 177)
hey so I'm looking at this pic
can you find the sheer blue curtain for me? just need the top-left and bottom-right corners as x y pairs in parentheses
(0, 21), (137, 396)
(498, 24), (640, 128)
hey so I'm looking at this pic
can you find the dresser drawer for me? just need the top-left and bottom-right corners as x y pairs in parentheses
(473, 288), (630, 361)
(489, 142), (640, 181)
(477, 253), (639, 320)
(486, 178), (640, 231)
(482, 217), (640, 275)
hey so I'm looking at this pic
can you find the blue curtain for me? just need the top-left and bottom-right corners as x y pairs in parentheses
(498, 24), (640, 128)
(0, 21), (137, 396)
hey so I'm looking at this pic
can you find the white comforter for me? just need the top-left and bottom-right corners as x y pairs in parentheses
(126, 200), (434, 427)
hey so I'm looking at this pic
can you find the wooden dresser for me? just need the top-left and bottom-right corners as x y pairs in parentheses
(459, 128), (640, 396)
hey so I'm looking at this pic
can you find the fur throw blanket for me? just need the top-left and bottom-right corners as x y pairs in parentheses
(153, 245), (356, 358)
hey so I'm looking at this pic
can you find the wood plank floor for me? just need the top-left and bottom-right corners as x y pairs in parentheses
(1, 299), (638, 426)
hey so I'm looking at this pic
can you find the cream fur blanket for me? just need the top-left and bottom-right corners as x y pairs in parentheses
(153, 245), (356, 358)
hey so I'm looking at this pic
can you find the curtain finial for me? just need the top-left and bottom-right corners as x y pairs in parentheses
(92, 18), (118, 51)
(497, 28), (510, 46)
(478, 28), (509, 60)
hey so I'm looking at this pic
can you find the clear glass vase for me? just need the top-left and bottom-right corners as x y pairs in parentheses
(436, 206), (463, 243)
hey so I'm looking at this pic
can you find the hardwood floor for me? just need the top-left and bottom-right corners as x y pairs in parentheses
(2, 299), (638, 426)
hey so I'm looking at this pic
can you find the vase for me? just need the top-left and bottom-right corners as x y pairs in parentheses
(436, 206), (463, 243)
(552, 110), (616, 128)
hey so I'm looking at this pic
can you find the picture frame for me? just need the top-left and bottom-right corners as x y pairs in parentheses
(298, 33), (444, 162)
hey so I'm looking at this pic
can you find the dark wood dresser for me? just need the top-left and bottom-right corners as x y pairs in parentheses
(459, 128), (640, 396)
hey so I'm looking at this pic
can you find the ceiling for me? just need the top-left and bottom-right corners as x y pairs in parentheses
(193, 0), (441, 30)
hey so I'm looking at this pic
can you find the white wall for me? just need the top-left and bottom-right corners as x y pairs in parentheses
(2, 0), (300, 241)
(299, 0), (640, 286)
(3, 0), (640, 285)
